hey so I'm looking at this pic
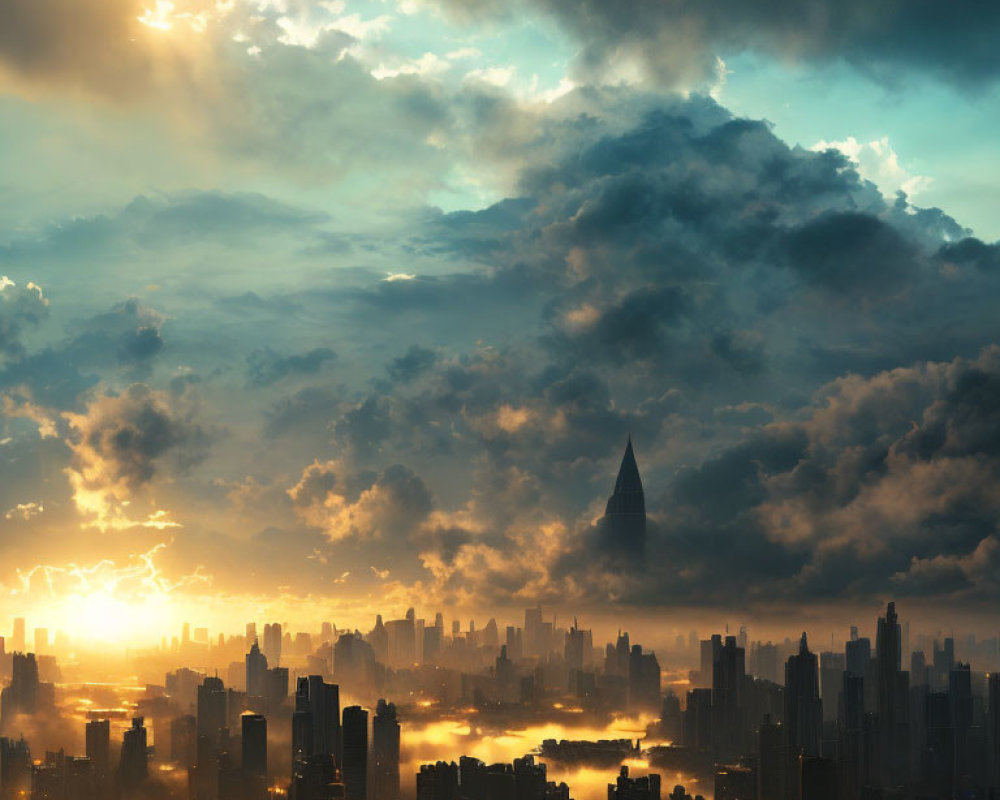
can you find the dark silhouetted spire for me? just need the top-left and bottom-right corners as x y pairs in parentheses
(606, 437), (645, 516)
(601, 437), (647, 557)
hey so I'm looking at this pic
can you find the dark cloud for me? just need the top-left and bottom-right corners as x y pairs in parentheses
(246, 346), (337, 387)
(387, 345), (437, 383)
(458, 0), (1000, 89)
(0, 279), (49, 360)
(780, 211), (922, 294)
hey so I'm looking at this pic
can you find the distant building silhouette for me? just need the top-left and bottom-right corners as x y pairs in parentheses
(600, 437), (647, 558)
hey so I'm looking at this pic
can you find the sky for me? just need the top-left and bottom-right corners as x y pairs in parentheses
(2, 0), (1000, 643)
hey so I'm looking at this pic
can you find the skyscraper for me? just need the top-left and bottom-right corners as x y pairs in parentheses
(246, 639), (268, 699)
(601, 437), (647, 557)
(876, 602), (909, 788)
(784, 633), (822, 758)
(294, 675), (341, 764)
(85, 719), (110, 790)
(119, 717), (148, 799)
(342, 705), (368, 800)
(242, 713), (267, 800)
(373, 699), (400, 800)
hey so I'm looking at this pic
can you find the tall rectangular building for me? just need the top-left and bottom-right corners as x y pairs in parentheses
(342, 705), (368, 800)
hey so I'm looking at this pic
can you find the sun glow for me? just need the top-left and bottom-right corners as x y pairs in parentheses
(10, 544), (210, 647)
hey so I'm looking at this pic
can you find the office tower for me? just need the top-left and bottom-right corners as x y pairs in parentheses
(989, 672), (1000, 791)
(684, 688), (712, 750)
(119, 717), (148, 798)
(266, 666), (289, 714)
(1, 652), (39, 724)
(198, 676), (228, 749)
(64, 756), (97, 800)
(629, 644), (661, 711)
(800, 756), (837, 800)
(246, 639), (268, 698)
(950, 663), (974, 796)
(373, 699), (400, 800)
(933, 637), (955, 688)
(33, 628), (47, 655)
(386, 613), (416, 668)
(600, 437), (647, 558)
(564, 619), (592, 673)
(712, 635), (746, 758)
(423, 625), (443, 664)
(660, 690), (683, 742)
(876, 602), (909, 788)
(784, 633), (822, 757)
(758, 714), (787, 800)
(171, 715), (197, 768)
(0, 736), (31, 798)
(85, 719), (110, 789)
(715, 763), (755, 800)
(335, 632), (377, 689)
(11, 618), (25, 653)
(910, 650), (927, 687)
(294, 675), (341, 764)
(609, 766), (660, 799)
(845, 635), (871, 679)
(417, 761), (459, 800)
(342, 706), (368, 800)
(819, 652), (846, 723)
(241, 713), (267, 800)
(263, 622), (283, 664)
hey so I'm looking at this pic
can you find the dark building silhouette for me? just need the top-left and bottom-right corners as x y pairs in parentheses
(609, 765), (660, 799)
(242, 713), (268, 800)
(875, 601), (909, 788)
(119, 717), (148, 798)
(373, 699), (401, 800)
(246, 639), (268, 699)
(0, 736), (31, 799)
(417, 761), (459, 800)
(784, 633), (821, 758)
(601, 437), (647, 558)
(1, 652), (39, 724)
(629, 644), (661, 712)
(294, 676), (341, 765)
(342, 705), (367, 800)
(85, 719), (110, 792)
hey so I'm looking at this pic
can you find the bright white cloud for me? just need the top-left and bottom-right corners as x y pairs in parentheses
(812, 136), (932, 199)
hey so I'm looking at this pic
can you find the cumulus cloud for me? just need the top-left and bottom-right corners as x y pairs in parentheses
(62, 383), (213, 530)
(288, 460), (432, 542)
(0, 278), (49, 360)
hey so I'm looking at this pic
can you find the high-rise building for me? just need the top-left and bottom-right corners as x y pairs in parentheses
(242, 713), (267, 800)
(119, 717), (148, 798)
(373, 699), (400, 800)
(600, 437), (647, 558)
(294, 676), (341, 765)
(85, 719), (110, 788)
(784, 633), (822, 758)
(10, 618), (25, 653)
(875, 602), (909, 788)
(342, 705), (368, 800)
(988, 672), (1000, 792)
(819, 651), (845, 723)
(628, 644), (661, 712)
(1, 652), (39, 724)
(197, 676), (228, 750)
(246, 639), (268, 699)
(712, 635), (746, 758)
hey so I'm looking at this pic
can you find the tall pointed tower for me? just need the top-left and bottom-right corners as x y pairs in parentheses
(601, 437), (647, 557)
